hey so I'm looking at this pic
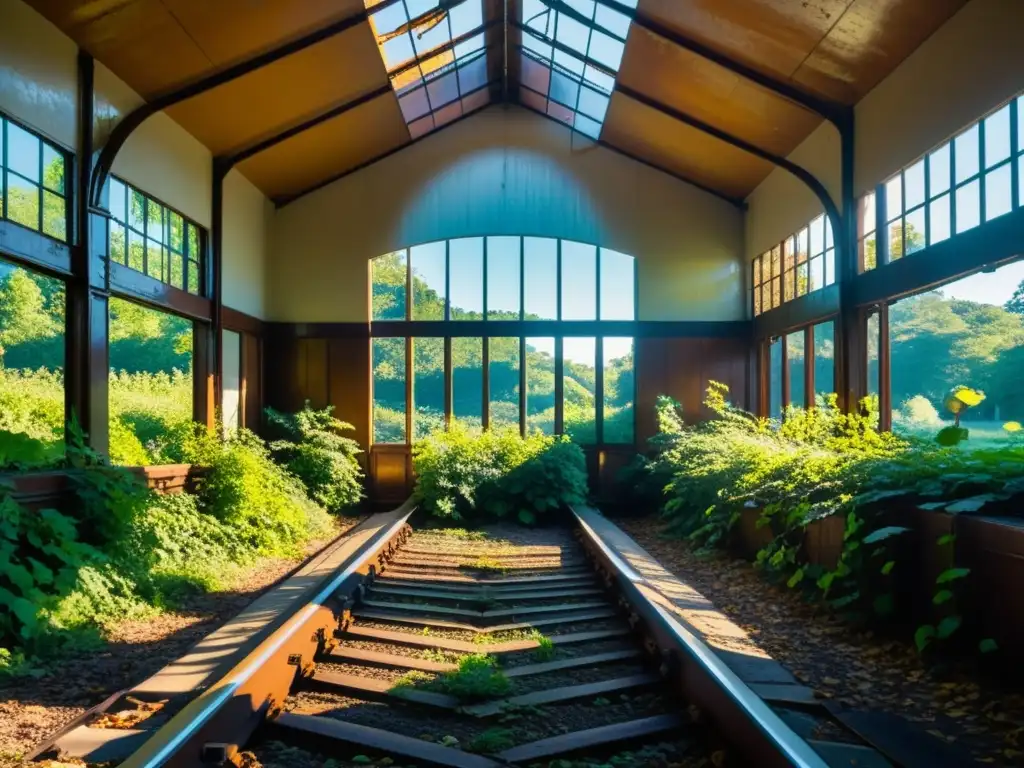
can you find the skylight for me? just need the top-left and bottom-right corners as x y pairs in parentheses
(517, 0), (637, 139)
(366, 0), (494, 139)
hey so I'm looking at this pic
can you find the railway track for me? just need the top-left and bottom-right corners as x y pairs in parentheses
(28, 504), (923, 768)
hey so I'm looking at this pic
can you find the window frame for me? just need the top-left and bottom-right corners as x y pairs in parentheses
(369, 235), (638, 447)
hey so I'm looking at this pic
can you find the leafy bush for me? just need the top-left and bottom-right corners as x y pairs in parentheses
(182, 426), (333, 556)
(265, 403), (364, 511)
(635, 382), (1024, 649)
(412, 426), (588, 524)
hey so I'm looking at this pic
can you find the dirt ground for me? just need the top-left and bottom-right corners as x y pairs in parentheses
(615, 516), (1024, 767)
(0, 515), (364, 768)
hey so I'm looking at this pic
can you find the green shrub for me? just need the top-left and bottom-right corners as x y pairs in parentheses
(183, 426), (333, 556)
(265, 403), (364, 511)
(412, 426), (588, 524)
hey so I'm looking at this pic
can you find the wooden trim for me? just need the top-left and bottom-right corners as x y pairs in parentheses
(222, 306), (266, 336)
(268, 320), (751, 339)
(877, 304), (892, 430)
(0, 220), (73, 276)
(804, 325), (814, 408)
(4, 464), (200, 508)
(109, 261), (213, 321)
(753, 283), (839, 339)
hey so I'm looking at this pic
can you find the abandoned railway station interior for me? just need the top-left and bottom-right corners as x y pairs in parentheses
(2, 0), (1024, 766)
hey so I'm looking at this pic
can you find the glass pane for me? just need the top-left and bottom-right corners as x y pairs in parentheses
(955, 179), (981, 233)
(372, 251), (408, 320)
(600, 248), (634, 320)
(985, 104), (1011, 168)
(187, 223), (200, 258)
(770, 246), (781, 277)
(813, 321), (834, 402)
(449, 238), (483, 319)
(8, 122), (40, 182)
(796, 228), (809, 263)
(373, 337), (406, 443)
(890, 260), (1024, 445)
(187, 259), (201, 295)
(147, 199), (164, 243)
(452, 337), (483, 431)
(861, 231), (877, 271)
(411, 241), (447, 320)
(563, 337), (596, 444)
(561, 240), (597, 320)
(771, 276), (780, 308)
(41, 145), (64, 195)
(905, 160), (925, 210)
(809, 215), (824, 257)
(110, 222), (126, 264)
(929, 144), (951, 197)
(955, 125), (980, 184)
(787, 331), (805, 410)
(413, 337), (445, 441)
(108, 297), (193, 465)
(169, 211), (184, 252)
(796, 262), (809, 297)
(859, 192), (876, 237)
(769, 338), (782, 419)
(130, 189), (145, 231)
(0, 259), (66, 458)
(42, 189), (65, 240)
(783, 269), (794, 302)
(524, 237), (557, 319)
(489, 337), (520, 430)
(809, 255), (823, 292)
(109, 178), (127, 223)
(7, 175), (39, 230)
(888, 220), (904, 262)
(525, 337), (555, 434)
(128, 230), (145, 272)
(603, 337), (633, 444)
(824, 249), (835, 286)
(487, 236), (521, 320)
(147, 240), (164, 280)
(866, 311), (880, 405)
(170, 252), (184, 289)
(929, 193), (951, 245)
(905, 207), (926, 256)
(985, 164), (1013, 221)
(752, 257), (762, 287)
(222, 330), (241, 432)
(885, 175), (902, 222)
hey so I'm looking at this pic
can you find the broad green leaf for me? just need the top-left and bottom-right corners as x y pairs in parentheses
(936, 426), (969, 446)
(932, 589), (954, 605)
(517, 509), (536, 526)
(936, 534), (956, 546)
(978, 638), (998, 654)
(936, 567), (971, 584)
(915, 624), (936, 652)
(936, 615), (962, 640)
(945, 495), (999, 514)
(786, 568), (804, 589)
(862, 526), (910, 544)
(881, 560), (895, 576)
(3, 563), (35, 595)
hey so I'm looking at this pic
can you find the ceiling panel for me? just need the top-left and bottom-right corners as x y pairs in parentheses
(234, 93), (410, 200)
(165, 24), (387, 156)
(602, 91), (775, 200)
(791, 0), (967, 103)
(162, 0), (367, 67)
(637, 0), (853, 86)
(618, 27), (823, 158)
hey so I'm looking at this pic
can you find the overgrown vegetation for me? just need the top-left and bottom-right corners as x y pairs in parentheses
(628, 382), (1023, 655)
(265, 402), (364, 511)
(412, 426), (588, 524)
(0, 411), (344, 673)
(415, 653), (511, 702)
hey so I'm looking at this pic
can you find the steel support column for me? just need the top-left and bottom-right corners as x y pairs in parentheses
(68, 51), (110, 455)
(834, 113), (863, 414)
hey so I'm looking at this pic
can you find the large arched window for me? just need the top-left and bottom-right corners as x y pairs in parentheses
(370, 236), (637, 446)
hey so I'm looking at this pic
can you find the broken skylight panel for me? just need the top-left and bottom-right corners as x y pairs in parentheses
(366, 0), (493, 139)
(518, 0), (636, 139)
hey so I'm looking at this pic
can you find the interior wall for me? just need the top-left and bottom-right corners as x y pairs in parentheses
(222, 170), (272, 318)
(0, 0), (78, 149)
(745, 0), (1024, 266)
(269, 105), (746, 323)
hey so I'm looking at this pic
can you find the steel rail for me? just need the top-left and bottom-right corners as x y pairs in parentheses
(118, 504), (416, 768)
(572, 508), (830, 768)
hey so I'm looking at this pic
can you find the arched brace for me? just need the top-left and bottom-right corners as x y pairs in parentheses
(85, 1), (406, 208)
(616, 85), (847, 259)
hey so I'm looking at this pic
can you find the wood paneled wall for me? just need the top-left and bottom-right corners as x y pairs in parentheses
(265, 329), (750, 505)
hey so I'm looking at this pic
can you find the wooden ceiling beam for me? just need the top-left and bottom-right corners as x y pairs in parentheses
(89, 0), (408, 209)
(567, 0), (849, 126)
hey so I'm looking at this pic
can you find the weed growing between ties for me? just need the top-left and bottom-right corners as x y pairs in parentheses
(394, 654), (510, 702)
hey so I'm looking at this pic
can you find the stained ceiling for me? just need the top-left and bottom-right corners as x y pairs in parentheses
(25, 0), (968, 206)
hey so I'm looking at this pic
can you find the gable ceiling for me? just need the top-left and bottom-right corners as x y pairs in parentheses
(25, 0), (968, 206)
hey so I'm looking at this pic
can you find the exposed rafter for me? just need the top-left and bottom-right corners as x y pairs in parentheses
(88, 0), (409, 208)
